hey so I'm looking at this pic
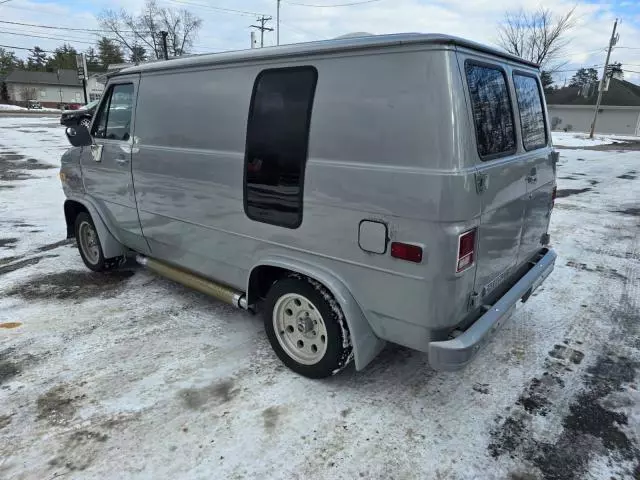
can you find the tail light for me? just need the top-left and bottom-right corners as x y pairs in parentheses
(457, 229), (476, 272)
(390, 242), (423, 263)
(552, 186), (557, 208)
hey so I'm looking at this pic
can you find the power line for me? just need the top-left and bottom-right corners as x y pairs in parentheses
(0, 20), (116, 33)
(163, 0), (266, 17)
(0, 29), (96, 45)
(0, 43), (54, 52)
(282, 0), (383, 6)
(0, 26), (100, 43)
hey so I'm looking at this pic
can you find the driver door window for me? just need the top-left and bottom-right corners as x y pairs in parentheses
(91, 83), (134, 141)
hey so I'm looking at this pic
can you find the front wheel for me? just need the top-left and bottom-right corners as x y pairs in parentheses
(264, 276), (353, 378)
(78, 117), (91, 130)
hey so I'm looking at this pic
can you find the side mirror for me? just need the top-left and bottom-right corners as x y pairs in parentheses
(65, 125), (92, 147)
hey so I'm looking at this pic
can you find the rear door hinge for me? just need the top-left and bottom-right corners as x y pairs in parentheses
(475, 172), (489, 193)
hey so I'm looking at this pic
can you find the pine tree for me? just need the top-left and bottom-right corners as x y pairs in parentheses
(569, 68), (598, 88)
(540, 71), (554, 92)
(97, 37), (124, 68)
(129, 45), (147, 64)
(46, 44), (78, 71)
(0, 47), (21, 76)
(0, 82), (9, 102)
(27, 46), (48, 71)
(85, 47), (101, 71)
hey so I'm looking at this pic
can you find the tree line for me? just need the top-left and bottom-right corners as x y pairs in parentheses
(0, 38), (126, 77)
(0, 0), (201, 78)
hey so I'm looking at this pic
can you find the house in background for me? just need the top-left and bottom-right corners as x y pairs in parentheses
(3, 69), (105, 107)
(546, 78), (640, 136)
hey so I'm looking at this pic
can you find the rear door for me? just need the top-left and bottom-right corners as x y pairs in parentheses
(512, 72), (554, 264)
(81, 77), (146, 249)
(460, 57), (529, 299)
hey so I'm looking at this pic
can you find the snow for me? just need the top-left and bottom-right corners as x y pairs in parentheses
(0, 117), (639, 479)
(0, 103), (62, 113)
(552, 131), (639, 147)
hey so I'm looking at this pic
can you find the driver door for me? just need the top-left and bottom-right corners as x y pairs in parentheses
(81, 76), (146, 251)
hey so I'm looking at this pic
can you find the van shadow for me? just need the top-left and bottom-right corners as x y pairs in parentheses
(330, 343), (438, 394)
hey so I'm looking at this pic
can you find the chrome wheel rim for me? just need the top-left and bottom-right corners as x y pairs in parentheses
(78, 221), (100, 265)
(273, 293), (328, 365)
(79, 118), (91, 129)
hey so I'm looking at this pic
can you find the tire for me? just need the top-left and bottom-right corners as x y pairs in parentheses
(263, 276), (353, 378)
(78, 117), (91, 130)
(74, 212), (121, 272)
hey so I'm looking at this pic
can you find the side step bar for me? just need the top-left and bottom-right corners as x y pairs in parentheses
(135, 255), (248, 309)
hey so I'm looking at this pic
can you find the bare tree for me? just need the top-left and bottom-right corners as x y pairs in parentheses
(497, 7), (576, 69)
(98, 0), (202, 61)
(160, 8), (202, 56)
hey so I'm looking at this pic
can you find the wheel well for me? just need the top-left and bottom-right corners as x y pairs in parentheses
(248, 265), (293, 306)
(64, 200), (88, 238)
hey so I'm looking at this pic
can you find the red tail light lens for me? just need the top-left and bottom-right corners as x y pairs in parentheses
(390, 242), (423, 263)
(457, 229), (476, 272)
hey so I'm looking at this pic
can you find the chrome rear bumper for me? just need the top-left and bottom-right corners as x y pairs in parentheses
(428, 248), (557, 371)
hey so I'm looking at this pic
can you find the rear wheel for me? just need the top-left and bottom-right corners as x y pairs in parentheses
(264, 276), (353, 378)
(74, 212), (121, 272)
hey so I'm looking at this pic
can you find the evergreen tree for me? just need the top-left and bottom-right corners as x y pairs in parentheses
(27, 46), (48, 71)
(85, 47), (101, 71)
(0, 47), (22, 76)
(569, 68), (598, 88)
(129, 45), (147, 64)
(97, 37), (124, 68)
(46, 44), (78, 71)
(0, 82), (9, 102)
(540, 70), (554, 92)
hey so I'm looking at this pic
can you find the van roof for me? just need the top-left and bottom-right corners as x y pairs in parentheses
(117, 33), (539, 76)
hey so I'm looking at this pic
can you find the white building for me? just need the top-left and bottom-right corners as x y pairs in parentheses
(546, 78), (640, 136)
(3, 69), (105, 107)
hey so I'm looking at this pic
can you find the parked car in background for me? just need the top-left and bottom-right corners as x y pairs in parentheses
(60, 33), (557, 379)
(60, 99), (99, 129)
(27, 100), (42, 109)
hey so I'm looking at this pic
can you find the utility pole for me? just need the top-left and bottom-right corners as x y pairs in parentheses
(589, 19), (619, 138)
(160, 31), (169, 60)
(277, 0), (281, 45)
(251, 15), (273, 48)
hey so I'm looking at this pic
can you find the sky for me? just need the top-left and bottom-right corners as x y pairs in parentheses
(1, 0), (639, 86)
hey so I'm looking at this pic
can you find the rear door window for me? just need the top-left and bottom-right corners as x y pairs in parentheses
(244, 66), (318, 228)
(91, 83), (134, 141)
(513, 74), (548, 151)
(465, 62), (516, 159)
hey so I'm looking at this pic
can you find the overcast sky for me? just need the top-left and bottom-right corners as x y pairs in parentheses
(1, 0), (639, 85)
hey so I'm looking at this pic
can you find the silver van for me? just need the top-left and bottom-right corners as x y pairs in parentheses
(60, 33), (557, 378)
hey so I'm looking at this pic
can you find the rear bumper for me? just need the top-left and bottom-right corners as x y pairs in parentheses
(428, 248), (557, 371)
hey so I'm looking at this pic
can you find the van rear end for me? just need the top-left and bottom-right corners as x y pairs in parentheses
(425, 47), (557, 370)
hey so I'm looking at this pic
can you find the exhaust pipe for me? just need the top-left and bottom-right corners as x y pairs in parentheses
(136, 255), (248, 309)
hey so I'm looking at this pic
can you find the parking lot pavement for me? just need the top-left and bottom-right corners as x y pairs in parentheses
(0, 117), (639, 480)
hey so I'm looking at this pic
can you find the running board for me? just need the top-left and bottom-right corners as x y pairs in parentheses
(135, 255), (248, 309)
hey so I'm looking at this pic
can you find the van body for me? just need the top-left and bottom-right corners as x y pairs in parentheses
(60, 34), (557, 378)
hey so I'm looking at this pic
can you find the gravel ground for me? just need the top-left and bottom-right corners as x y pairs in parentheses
(0, 119), (639, 480)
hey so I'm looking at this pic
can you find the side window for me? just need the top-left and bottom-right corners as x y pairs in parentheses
(91, 83), (134, 141)
(465, 62), (516, 159)
(244, 66), (318, 228)
(513, 74), (547, 151)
